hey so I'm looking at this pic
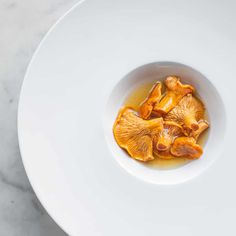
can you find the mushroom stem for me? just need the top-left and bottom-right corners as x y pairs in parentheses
(154, 92), (175, 115)
(153, 76), (194, 115)
(184, 115), (199, 131)
(191, 120), (209, 140)
(146, 118), (164, 131)
(156, 135), (172, 151)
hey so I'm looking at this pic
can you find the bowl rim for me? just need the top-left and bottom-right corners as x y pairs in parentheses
(17, 1), (86, 235)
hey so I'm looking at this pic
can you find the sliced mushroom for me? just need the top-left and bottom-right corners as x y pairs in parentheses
(164, 94), (205, 134)
(155, 121), (184, 152)
(170, 137), (203, 159)
(190, 120), (209, 140)
(113, 107), (163, 162)
(153, 76), (194, 115)
(139, 82), (162, 119)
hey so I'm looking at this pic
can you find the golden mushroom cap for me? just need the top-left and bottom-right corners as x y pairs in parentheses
(113, 107), (163, 162)
(171, 137), (203, 159)
(165, 94), (205, 134)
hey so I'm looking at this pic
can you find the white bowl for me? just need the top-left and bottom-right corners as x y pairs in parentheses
(18, 0), (236, 235)
(105, 61), (226, 184)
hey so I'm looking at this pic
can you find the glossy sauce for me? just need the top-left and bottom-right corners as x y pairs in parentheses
(124, 82), (209, 170)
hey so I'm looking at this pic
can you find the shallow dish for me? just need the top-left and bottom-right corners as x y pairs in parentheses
(18, 0), (236, 235)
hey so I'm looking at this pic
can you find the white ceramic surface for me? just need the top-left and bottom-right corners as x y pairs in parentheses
(18, 0), (236, 235)
(105, 61), (225, 185)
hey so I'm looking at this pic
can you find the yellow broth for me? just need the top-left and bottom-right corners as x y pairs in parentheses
(123, 81), (209, 170)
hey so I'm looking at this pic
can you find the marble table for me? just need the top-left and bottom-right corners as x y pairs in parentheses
(0, 0), (78, 235)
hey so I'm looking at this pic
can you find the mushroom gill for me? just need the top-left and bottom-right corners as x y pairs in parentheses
(155, 121), (184, 152)
(164, 94), (205, 134)
(139, 82), (162, 119)
(153, 76), (194, 115)
(170, 137), (203, 159)
(113, 107), (163, 162)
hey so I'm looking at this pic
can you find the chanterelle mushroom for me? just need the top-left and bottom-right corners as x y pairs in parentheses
(113, 107), (163, 162)
(139, 82), (162, 119)
(170, 137), (203, 159)
(190, 120), (209, 140)
(153, 76), (194, 115)
(160, 118), (208, 160)
(155, 121), (184, 152)
(164, 94), (204, 134)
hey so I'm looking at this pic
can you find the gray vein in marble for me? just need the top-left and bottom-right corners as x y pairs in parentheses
(31, 199), (45, 216)
(0, 170), (32, 193)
